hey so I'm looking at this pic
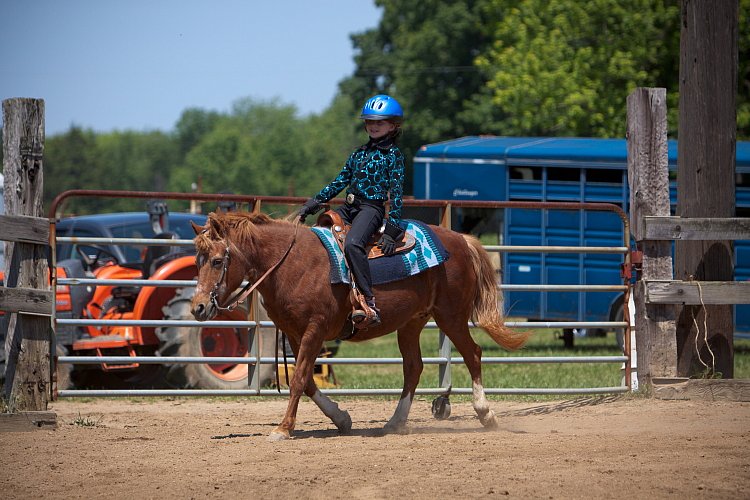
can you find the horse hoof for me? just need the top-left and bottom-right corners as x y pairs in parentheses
(336, 412), (353, 434)
(479, 411), (499, 429)
(383, 421), (409, 435)
(267, 430), (290, 442)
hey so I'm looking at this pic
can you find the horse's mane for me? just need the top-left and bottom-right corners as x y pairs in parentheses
(194, 211), (292, 253)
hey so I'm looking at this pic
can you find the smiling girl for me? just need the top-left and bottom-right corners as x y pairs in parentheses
(298, 94), (406, 325)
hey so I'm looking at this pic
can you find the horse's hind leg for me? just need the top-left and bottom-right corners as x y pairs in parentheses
(434, 314), (498, 429)
(384, 319), (428, 434)
(309, 382), (352, 434)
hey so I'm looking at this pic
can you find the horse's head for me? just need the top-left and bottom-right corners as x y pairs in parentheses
(190, 213), (251, 321)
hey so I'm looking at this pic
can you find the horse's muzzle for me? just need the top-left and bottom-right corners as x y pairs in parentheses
(192, 301), (217, 321)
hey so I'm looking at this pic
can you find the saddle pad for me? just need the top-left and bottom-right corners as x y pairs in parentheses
(311, 220), (450, 285)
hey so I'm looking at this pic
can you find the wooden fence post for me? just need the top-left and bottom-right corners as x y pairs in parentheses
(627, 87), (677, 384)
(2, 98), (51, 411)
(675, 0), (737, 378)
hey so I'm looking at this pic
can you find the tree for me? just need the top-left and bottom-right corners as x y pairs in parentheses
(44, 127), (179, 214)
(167, 96), (365, 205)
(296, 94), (362, 198)
(44, 126), (100, 215)
(340, 0), (491, 188)
(739, 0), (750, 139)
(93, 130), (179, 212)
(174, 108), (221, 159)
(469, 0), (681, 137)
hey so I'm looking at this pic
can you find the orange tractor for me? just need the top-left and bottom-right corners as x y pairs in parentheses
(52, 201), (276, 390)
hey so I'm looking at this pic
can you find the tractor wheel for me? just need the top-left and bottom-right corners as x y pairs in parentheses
(55, 344), (74, 391)
(157, 288), (252, 389)
(612, 301), (626, 353)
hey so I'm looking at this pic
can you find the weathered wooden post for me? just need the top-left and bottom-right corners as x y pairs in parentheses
(675, 0), (737, 378)
(627, 87), (677, 385)
(2, 98), (52, 411)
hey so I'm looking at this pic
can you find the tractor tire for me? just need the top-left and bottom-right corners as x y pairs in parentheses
(55, 344), (74, 391)
(612, 301), (626, 353)
(157, 288), (258, 389)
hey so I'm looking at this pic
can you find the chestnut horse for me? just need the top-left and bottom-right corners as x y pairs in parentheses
(190, 211), (529, 441)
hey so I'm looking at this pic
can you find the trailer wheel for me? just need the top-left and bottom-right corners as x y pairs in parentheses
(157, 288), (251, 389)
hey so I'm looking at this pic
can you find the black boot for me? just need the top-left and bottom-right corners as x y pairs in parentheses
(366, 297), (381, 326)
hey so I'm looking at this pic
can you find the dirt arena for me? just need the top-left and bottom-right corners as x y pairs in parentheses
(2, 395), (748, 499)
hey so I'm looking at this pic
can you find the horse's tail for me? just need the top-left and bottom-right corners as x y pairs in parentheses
(463, 234), (530, 351)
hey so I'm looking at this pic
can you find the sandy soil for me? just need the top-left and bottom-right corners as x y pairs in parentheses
(2, 395), (748, 499)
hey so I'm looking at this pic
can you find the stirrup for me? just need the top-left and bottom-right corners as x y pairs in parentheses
(352, 305), (381, 329)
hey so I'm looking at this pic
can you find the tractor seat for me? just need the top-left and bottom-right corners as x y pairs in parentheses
(142, 232), (178, 279)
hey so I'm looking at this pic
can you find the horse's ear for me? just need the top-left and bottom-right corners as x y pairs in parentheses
(190, 220), (205, 235)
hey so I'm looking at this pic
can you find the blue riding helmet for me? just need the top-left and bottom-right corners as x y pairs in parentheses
(360, 94), (403, 122)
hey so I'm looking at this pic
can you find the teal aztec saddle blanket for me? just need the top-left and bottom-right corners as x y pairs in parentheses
(310, 220), (450, 285)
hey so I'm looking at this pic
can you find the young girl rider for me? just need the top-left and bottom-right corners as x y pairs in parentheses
(298, 94), (406, 326)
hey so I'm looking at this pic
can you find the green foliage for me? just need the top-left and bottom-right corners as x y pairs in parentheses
(334, 331), (750, 399)
(334, 328), (625, 399)
(174, 107), (221, 157)
(468, 0), (681, 137)
(45, 127), (179, 214)
(72, 412), (103, 427)
(340, 0), (491, 184)
(168, 96), (363, 200)
(38, 0), (749, 214)
(43, 97), (362, 214)
(739, 0), (750, 138)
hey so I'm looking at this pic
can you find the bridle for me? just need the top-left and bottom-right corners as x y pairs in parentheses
(206, 221), (299, 312)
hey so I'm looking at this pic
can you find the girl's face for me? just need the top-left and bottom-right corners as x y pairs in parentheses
(364, 119), (396, 139)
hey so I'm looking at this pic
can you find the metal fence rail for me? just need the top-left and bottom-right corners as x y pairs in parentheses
(52, 192), (632, 399)
(58, 277), (627, 292)
(60, 387), (628, 397)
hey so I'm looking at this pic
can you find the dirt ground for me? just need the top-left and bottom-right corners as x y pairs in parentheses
(2, 395), (748, 499)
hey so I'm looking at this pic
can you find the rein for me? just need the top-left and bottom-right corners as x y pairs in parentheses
(209, 220), (300, 312)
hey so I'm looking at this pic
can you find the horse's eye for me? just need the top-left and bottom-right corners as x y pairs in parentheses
(196, 254), (206, 268)
(211, 257), (223, 268)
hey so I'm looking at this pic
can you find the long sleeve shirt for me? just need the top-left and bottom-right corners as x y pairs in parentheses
(314, 142), (405, 224)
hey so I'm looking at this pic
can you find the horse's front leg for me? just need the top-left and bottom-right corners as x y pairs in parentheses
(384, 320), (426, 434)
(268, 326), (326, 441)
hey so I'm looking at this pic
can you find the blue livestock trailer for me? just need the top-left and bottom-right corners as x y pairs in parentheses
(413, 136), (750, 338)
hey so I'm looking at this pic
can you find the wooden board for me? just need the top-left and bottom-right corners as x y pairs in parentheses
(643, 216), (750, 241)
(645, 280), (750, 305)
(653, 378), (750, 402)
(0, 285), (54, 315)
(0, 411), (58, 431)
(0, 214), (49, 245)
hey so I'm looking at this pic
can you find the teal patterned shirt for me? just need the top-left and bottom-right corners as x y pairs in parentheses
(314, 142), (405, 224)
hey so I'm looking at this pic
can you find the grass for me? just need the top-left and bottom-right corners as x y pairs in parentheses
(331, 327), (624, 401)
(51, 332), (750, 406)
(72, 412), (103, 427)
(330, 327), (750, 401)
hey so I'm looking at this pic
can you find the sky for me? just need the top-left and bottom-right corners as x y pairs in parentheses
(0, 0), (382, 136)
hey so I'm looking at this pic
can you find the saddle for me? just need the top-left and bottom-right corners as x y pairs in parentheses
(315, 210), (415, 259)
(315, 210), (415, 333)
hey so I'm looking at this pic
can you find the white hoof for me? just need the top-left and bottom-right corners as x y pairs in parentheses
(479, 410), (499, 429)
(267, 430), (290, 442)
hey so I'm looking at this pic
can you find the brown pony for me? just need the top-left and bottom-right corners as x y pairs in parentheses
(191, 211), (529, 441)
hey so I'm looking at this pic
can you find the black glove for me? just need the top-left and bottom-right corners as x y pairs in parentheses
(298, 198), (321, 222)
(378, 220), (404, 256)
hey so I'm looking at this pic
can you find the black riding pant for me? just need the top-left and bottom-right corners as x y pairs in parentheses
(337, 201), (385, 299)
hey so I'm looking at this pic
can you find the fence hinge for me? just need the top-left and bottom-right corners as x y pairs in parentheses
(621, 250), (643, 280)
